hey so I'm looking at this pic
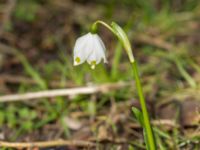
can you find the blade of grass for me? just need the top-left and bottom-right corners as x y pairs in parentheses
(16, 52), (47, 89)
(174, 58), (196, 88)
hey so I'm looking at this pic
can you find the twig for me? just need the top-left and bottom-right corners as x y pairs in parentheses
(130, 119), (178, 129)
(0, 82), (129, 102)
(0, 140), (95, 148)
(0, 138), (135, 149)
(152, 119), (178, 127)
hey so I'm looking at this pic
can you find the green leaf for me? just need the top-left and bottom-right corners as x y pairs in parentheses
(111, 22), (134, 63)
(132, 107), (144, 127)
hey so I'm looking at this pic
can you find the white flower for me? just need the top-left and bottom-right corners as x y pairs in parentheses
(73, 32), (107, 69)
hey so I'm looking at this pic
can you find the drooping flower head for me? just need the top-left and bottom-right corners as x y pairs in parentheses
(73, 33), (107, 69)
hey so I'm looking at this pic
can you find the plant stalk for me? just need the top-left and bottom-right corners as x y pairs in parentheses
(131, 61), (156, 150)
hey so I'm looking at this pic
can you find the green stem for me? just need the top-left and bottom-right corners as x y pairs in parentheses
(132, 61), (156, 150)
(91, 20), (116, 35)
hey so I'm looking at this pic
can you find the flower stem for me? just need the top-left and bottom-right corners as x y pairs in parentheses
(91, 20), (116, 36)
(131, 61), (156, 150)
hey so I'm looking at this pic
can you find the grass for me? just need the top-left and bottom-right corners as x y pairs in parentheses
(0, 0), (200, 149)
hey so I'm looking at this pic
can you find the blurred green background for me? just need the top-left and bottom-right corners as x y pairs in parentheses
(0, 0), (199, 149)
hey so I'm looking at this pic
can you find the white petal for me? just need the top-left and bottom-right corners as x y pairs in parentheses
(94, 34), (108, 63)
(95, 34), (106, 52)
(87, 50), (96, 64)
(74, 33), (89, 54)
(73, 33), (92, 65)
(86, 34), (107, 65)
(86, 37), (96, 63)
(83, 33), (95, 60)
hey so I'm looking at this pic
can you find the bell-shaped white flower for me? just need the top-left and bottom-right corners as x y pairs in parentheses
(73, 32), (107, 69)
